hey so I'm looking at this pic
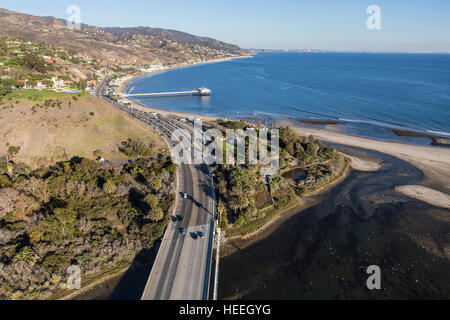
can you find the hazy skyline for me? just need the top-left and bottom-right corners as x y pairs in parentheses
(1, 0), (450, 52)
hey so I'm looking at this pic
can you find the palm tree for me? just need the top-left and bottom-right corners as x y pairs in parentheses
(228, 196), (241, 213)
(217, 201), (226, 215)
(148, 207), (164, 221)
(144, 194), (158, 210)
(150, 178), (162, 191)
(228, 196), (249, 213)
(217, 202), (228, 230)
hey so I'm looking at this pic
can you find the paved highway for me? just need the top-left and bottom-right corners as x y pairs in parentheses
(96, 83), (216, 300)
(142, 162), (215, 300)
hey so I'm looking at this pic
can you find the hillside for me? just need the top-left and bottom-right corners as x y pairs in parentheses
(0, 139), (176, 300)
(102, 26), (243, 52)
(0, 93), (166, 167)
(0, 8), (248, 71)
(0, 90), (178, 300)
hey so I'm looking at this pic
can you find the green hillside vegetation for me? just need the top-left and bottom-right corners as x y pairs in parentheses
(3, 89), (87, 102)
(211, 122), (348, 237)
(0, 156), (176, 300)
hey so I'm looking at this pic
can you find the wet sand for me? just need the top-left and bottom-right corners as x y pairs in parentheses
(396, 185), (450, 209)
(392, 129), (450, 147)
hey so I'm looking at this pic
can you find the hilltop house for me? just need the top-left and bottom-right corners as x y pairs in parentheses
(85, 80), (97, 93)
(51, 77), (64, 88)
(9, 77), (65, 90)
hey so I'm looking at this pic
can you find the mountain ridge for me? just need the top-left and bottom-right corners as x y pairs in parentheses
(0, 8), (248, 68)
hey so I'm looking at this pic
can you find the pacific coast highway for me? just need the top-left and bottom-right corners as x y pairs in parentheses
(97, 82), (216, 300)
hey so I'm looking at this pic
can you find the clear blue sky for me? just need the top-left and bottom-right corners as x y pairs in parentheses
(1, 0), (450, 52)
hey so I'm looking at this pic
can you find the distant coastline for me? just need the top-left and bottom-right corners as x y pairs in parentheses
(250, 49), (450, 54)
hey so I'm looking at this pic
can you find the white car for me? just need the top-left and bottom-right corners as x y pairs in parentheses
(183, 193), (188, 199)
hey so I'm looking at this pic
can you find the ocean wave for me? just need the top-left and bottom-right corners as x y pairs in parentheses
(339, 118), (450, 138)
(426, 130), (450, 137)
(125, 86), (136, 94)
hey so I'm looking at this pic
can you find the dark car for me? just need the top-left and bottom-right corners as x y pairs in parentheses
(176, 215), (184, 222)
(197, 231), (205, 239)
(190, 232), (198, 240)
(179, 228), (186, 235)
(170, 216), (177, 223)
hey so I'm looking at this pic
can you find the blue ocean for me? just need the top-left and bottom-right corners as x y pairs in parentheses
(127, 52), (450, 144)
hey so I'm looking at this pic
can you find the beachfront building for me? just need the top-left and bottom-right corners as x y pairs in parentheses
(138, 64), (167, 73)
(246, 124), (266, 131)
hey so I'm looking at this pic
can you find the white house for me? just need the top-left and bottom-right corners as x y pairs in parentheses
(35, 81), (46, 90)
(51, 77), (64, 88)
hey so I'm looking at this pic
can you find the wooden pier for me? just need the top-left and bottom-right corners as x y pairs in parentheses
(122, 87), (211, 99)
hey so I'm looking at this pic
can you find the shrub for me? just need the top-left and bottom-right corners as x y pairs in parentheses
(103, 180), (117, 194)
(21, 54), (47, 73)
(0, 174), (12, 187)
(148, 207), (164, 222)
(234, 214), (247, 227)
(43, 208), (79, 241)
(7, 145), (21, 159)
(16, 246), (36, 264)
(119, 138), (152, 157)
(144, 194), (158, 210)
(42, 253), (73, 272)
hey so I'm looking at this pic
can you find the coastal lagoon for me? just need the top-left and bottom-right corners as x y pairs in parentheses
(128, 52), (450, 144)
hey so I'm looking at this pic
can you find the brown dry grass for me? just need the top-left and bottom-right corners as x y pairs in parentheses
(0, 95), (165, 168)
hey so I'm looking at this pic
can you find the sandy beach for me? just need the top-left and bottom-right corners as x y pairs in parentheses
(395, 185), (450, 209)
(126, 99), (219, 122)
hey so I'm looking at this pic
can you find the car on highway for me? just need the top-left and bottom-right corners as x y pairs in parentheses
(190, 232), (198, 240)
(183, 193), (188, 199)
(176, 215), (184, 222)
(179, 228), (186, 235)
(197, 231), (205, 239)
